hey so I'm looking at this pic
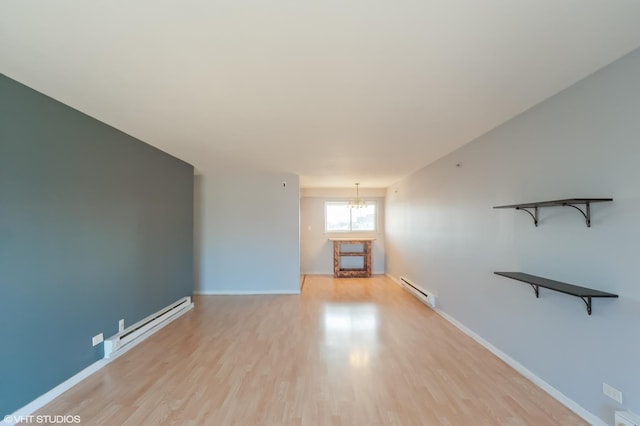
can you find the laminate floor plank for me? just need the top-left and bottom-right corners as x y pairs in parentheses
(33, 275), (586, 425)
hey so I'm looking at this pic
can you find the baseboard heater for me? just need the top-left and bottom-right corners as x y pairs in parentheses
(400, 276), (437, 309)
(104, 296), (193, 358)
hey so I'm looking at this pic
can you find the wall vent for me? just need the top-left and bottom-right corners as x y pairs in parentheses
(400, 276), (437, 309)
(104, 296), (193, 358)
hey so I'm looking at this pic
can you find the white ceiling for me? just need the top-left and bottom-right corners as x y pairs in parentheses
(2, 1), (640, 188)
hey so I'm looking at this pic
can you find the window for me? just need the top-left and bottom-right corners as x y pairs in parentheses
(325, 201), (376, 232)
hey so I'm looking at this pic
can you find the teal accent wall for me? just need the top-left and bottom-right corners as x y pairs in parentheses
(0, 74), (194, 416)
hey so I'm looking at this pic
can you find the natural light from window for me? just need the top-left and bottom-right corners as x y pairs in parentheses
(325, 201), (376, 232)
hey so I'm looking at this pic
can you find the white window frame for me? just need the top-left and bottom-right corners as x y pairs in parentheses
(324, 200), (377, 233)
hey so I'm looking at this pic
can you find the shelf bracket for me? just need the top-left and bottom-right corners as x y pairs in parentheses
(563, 202), (592, 227)
(516, 206), (539, 226)
(495, 272), (617, 316)
(528, 284), (540, 298)
(580, 296), (593, 315)
(531, 285), (595, 314)
(530, 285), (596, 315)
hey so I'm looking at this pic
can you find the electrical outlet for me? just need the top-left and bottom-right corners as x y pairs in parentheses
(92, 333), (104, 347)
(118, 319), (125, 332)
(603, 382), (623, 404)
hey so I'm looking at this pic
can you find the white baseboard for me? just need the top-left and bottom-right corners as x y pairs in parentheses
(3, 299), (194, 426)
(385, 273), (605, 426)
(194, 289), (300, 295)
(3, 360), (107, 426)
(386, 273), (403, 286)
(433, 309), (606, 426)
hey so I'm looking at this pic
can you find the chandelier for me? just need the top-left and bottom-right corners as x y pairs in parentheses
(348, 183), (366, 209)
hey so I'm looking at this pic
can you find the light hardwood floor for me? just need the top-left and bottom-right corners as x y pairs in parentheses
(35, 275), (586, 425)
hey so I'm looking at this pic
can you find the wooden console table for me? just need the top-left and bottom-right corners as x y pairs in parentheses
(329, 238), (375, 278)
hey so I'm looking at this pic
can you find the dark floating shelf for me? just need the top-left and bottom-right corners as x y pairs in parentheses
(493, 198), (613, 227)
(494, 272), (618, 315)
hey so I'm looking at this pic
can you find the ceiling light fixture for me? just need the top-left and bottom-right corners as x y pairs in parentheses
(348, 183), (366, 209)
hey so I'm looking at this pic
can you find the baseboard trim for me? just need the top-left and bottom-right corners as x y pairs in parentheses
(385, 273), (605, 426)
(385, 273), (404, 287)
(3, 360), (107, 425)
(194, 289), (301, 295)
(3, 299), (194, 426)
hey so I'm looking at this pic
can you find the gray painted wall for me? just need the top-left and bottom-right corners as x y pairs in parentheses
(195, 170), (300, 294)
(0, 75), (194, 416)
(300, 193), (386, 275)
(385, 48), (640, 423)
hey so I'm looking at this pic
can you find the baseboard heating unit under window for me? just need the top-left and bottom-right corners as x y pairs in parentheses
(400, 276), (437, 309)
(104, 296), (193, 358)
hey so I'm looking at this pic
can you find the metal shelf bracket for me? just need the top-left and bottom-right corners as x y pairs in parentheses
(563, 202), (592, 227)
(494, 198), (611, 227)
(494, 272), (618, 317)
(580, 296), (593, 315)
(516, 206), (539, 226)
